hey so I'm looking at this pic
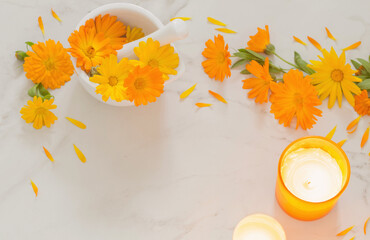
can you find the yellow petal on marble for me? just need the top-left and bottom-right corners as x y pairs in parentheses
(209, 90), (227, 103)
(349, 237), (355, 240)
(51, 9), (62, 22)
(66, 117), (86, 129)
(347, 116), (361, 133)
(73, 144), (86, 163)
(293, 36), (307, 46)
(180, 84), (196, 99)
(337, 226), (354, 236)
(215, 28), (236, 34)
(30, 180), (38, 197)
(43, 146), (54, 162)
(325, 125), (336, 139)
(207, 17), (226, 26)
(365, 217), (369, 235)
(343, 41), (361, 52)
(307, 36), (322, 51)
(337, 139), (347, 148)
(325, 27), (336, 41)
(170, 17), (191, 21)
(361, 127), (369, 148)
(195, 103), (212, 108)
(38, 16), (45, 36)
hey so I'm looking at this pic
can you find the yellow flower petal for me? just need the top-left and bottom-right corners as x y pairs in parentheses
(343, 41), (361, 52)
(180, 84), (196, 99)
(325, 125), (336, 139)
(293, 36), (307, 46)
(215, 28), (236, 34)
(207, 17), (226, 26)
(73, 144), (86, 163)
(337, 226), (354, 236)
(361, 127), (369, 148)
(307, 36), (322, 51)
(347, 116), (361, 132)
(349, 237), (355, 240)
(66, 117), (86, 129)
(337, 139), (347, 147)
(51, 9), (62, 22)
(209, 90), (227, 103)
(38, 16), (45, 36)
(365, 217), (369, 235)
(30, 180), (38, 197)
(325, 27), (336, 41)
(195, 103), (212, 107)
(170, 17), (191, 21)
(43, 146), (54, 162)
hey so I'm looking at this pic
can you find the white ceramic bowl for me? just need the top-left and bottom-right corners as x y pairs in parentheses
(72, 3), (185, 107)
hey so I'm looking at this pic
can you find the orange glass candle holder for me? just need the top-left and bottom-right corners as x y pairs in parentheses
(276, 136), (350, 221)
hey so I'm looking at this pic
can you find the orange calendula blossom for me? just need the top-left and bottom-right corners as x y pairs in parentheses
(20, 96), (58, 129)
(202, 34), (231, 81)
(354, 90), (370, 116)
(85, 14), (126, 50)
(247, 25), (270, 53)
(270, 69), (322, 130)
(242, 58), (273, 104)
(68, 24), (115, 72)
(125, 26), (145, 43)
(124, 65), (164, 106)
(23, 40), (74, 89)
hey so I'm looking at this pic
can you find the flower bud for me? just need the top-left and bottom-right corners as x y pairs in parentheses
(264, 44), (275, 55)
(15, 51), (28, 61)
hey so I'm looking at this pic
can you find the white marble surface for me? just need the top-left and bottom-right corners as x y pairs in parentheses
(1, 0), (369, 239)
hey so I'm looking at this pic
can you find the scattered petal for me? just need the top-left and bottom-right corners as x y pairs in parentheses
(73, 144), (86, 163)
(325, 27), (336, 41)
(347, 116), (361, 133)
(43, 146), (54, 162)
(196, 103), (212, 107)
(66, 117), (86, 129)
(38, 16), (45, 36)
(51, 9), (62, 22)
(337, 226), (354, 236)
(293, 36), (307, 46)
(30, 180), (38, 197)
(307, 36), (322, 51)
(180, 84), (196, 99)
(209, 90), (227, 103)
(337, 139), (347, 147)
(365, 217), (369, 235)
(326, 125), (336, 139)
(170, 17), (191, 21)
(215, 28), (236, 34)
(361, 127), (369, 148)
(348, 126), (358, 134)
(343, 41), (361, 52)
(349, 237), (355, 240)
(207, 17), (226, 26)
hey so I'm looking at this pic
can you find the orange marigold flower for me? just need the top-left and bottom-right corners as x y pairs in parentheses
(124, 65), (164, 106)
(85, 14), (126, 50)
(23, 40), (74, 89)
(202, 34), (231, 82)
(68, 24), (115, 72)
(354, 90), (370, 116)
(247, 25), (270, 53)
(242, 58), (273, 103)
(270, 69), (322, 130)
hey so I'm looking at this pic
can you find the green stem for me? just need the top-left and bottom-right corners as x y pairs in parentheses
(273, 52), (299, 69)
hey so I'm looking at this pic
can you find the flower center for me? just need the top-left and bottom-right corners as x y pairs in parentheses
(294, 93), (303, 108)
(108, 76), (118, 86)
(35, 107), (47, 115)
(331, 69), (344, 82)
(44, 58), (55, 71)
(134, 77), (147, 90)
(148, 59), (159, 68)
(217, 52), (226, 63)
(85, 46), (96, 58)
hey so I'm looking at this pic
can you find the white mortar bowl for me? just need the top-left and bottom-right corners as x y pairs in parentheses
(72, 3), (186, 107)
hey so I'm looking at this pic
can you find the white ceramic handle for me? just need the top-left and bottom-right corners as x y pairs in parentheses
(117, 19), (188, 59)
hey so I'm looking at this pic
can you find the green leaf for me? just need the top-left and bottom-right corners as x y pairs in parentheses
(27, 83), (54, 100)
(294, 52), (315, 75)
(232, 59), (248, 69)
(233, 52), (251, 59)
(357, 58), (370, 73)
(358, 79), (370, 90)
(25, 41), (34, 47)
(240, 69), (250, 74)
(351, 59), (361, 70)
(245, 49), (265, 61)
(238, 48), (248, 53)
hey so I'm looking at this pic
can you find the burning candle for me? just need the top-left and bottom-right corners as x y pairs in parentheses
(233, 214), (286, 240)
(276, 136), (350, 221)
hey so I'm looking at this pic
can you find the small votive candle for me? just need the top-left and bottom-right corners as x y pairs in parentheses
(233, 214), (286, 240)
(276, 136), (350, 221)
